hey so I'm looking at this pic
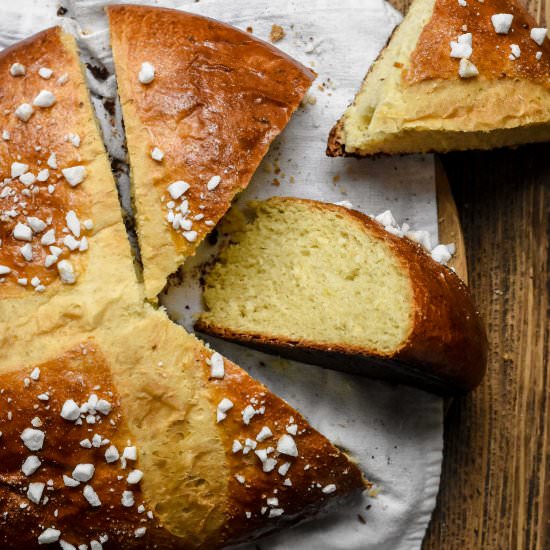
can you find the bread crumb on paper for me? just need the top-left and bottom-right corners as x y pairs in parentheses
(270, 24), (286, 43)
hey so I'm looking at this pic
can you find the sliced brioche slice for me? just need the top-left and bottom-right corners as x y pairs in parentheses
(196, 197), (488, 394)
(108, 5), (315, 300)
(327, 0), (550, 156)
(0, 306), (366, 549)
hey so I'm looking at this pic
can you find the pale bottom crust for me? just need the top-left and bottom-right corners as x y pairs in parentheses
(335, 121), (550, 156)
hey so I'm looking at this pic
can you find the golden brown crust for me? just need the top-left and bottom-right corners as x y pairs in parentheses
(195, 198), (487, 394)
(0, 343), (179, 549)
(406, 0), (550, 85)
(0, 28), (92, 295)
(198, 348), (366, 546)
(108, 4), (315, 300)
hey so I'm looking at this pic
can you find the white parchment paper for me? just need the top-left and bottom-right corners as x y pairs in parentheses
(0, 2), (444, 549)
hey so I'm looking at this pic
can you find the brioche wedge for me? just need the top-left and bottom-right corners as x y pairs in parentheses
(108, 5), (315, 300)
(327, 0), (550, 156)
(196, 197), (488, 394)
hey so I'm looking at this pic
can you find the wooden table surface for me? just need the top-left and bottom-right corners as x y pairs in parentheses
(386, 1), (550, 548)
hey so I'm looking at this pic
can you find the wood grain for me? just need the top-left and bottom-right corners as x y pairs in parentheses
(385, 1), (549, 548)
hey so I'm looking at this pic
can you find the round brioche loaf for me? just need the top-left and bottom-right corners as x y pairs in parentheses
(0, 26), (366, 550)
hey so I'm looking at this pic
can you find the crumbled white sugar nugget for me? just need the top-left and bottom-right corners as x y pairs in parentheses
(459, 58), (479, 78)
(72, 463), (95, 482)
(242, 405), (257, 425)
(60, 399), (81, 421)
(232, 440), (243, 453)
(13, 222), (32, 241)
(277, 434), (298, 457)
(0, 265), (11, 275)
(151, 147), (164, 161)
(450, 33), (472, 59)
(167, 180), (190, 199)
(22, 455), (41, 476)
(66, 133), (81, 148)
(38, 67), (53, 79)
(41, 229), (56, 246)
(256, 426), (273, 442)
(83, 484), (101, 507)
(207, 175), (221, 191)
(121, 490), (135, 507)
(269, 508), (284, 518)
(47, 153), (57, 169)
(19, 172), (36, 186)
(15, 103), (33, 122)
(105, 445), (120, 463)
(217, 397), (234, 422)
(531, 28), (547, 46)
(27, 217), (46, 233)
(33, 90), (56, 108)
(21, 428), (45, 451)
(20, 243), (33, 261)
(10, 63), (26, 76)
(57, 260), (77, 284)
(135, 527), (147, 538)
(509, 44), (521, 60)
(95, 399), (111, 415)
(62, 166), (87, 187)
(138, 62), (155, 84)
(431, 244), (454, 265)
(11, 162), (28, 178)
(183, 230), (198, 242)
(63, 475), (80, 487)
(123, 446), (137, 461)
(322, 483), (337, 494)
(210, 352), (225, 378)
(375, 210), (397, 228)
(37, 528), (60, 544)
(27, 481), (45, 504)
(491, 13), (513, 34)
(66, 211), (81, 237)
(127, 470), (144, 484)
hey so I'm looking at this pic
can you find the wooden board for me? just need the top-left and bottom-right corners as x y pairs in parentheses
(436, 159), (468, 283)
(384, 1), (549, 549)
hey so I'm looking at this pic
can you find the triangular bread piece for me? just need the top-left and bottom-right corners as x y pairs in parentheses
(108, 5), (315, 300)
(195, 197), (487, 394)
(327, 0), (550, 156)
(0, 28), (365, 549)
(0, 26), (143, 344)
(0, 307), (366, 549)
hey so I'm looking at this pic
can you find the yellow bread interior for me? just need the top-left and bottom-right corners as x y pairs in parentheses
(199, 198), (414, 354)
(337, 0), (550, 155)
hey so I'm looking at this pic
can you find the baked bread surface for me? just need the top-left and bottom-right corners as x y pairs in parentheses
(327, 0), (550, 155)
(196, 197), (488, 394)
(108, 4), (315, 300)
(0, 27), (365, 549)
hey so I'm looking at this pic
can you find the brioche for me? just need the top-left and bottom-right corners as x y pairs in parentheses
(196, 197), (488, 394)
(327, 0), (550, 156)
(0, 27), (365, 549)
(108, 5), (315, 300)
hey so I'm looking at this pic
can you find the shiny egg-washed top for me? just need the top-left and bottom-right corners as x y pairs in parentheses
(406, 0), (550, 84)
